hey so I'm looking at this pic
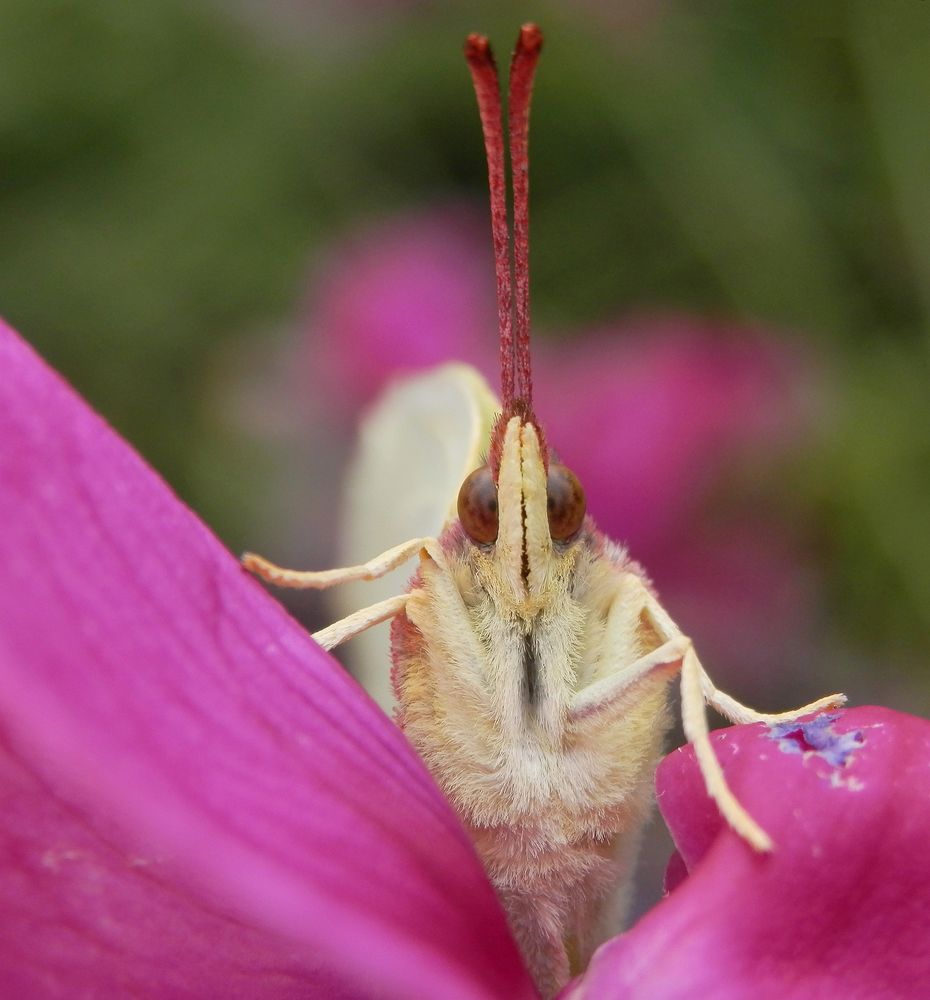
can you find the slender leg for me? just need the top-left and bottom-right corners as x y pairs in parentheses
(312, 594), (411, 651)
(569, 635), (688, 721)
(639, 588), (845, 851)
(570, 624), (772, 850)
(638, 585), (845, 724)
(241, 537), (434, 589)
(569, 575), (845, 852)
(699, 674), (845, 726)
(678, 642), (772, 851)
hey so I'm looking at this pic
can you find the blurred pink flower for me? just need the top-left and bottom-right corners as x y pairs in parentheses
(533, 324), (818, 676)
(304, 206), (496, 417)
(301, 207), (820, 681)
(2, 321), (928, 997)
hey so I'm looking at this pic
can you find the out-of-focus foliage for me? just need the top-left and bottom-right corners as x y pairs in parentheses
(1, 0), (928, 710)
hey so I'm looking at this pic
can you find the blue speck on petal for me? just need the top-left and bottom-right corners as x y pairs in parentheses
(768, 713), (864, 767)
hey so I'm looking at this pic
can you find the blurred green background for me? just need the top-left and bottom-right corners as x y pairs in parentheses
(3, 0), (928, 725)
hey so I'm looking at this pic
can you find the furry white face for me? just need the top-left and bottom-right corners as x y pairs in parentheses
(441, 417), (600, 751)
(494, 416), (552, 608)
(458, 415), (587, 616)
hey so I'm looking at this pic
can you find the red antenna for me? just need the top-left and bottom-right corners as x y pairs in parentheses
(465, 24), (544, 420)
(509, 24), (543, 412)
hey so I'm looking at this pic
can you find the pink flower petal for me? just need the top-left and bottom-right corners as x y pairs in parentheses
(572, 706), (930, 997)
(0, 737), (355, 998)
(0, 322), (532, 999)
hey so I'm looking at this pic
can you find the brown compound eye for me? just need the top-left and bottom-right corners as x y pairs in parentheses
(457, 465), (499, 543)
(547, 463), (586, 540)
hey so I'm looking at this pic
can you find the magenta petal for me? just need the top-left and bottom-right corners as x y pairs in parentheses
(0, 322), (532, 999)
(0, 735), (357, 998)
(574, 707), (930, 998)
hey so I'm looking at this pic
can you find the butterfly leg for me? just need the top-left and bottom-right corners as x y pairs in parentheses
(639, 593), (846, 725)
(698, 675), (846, 726)
(633, 587), (776, 849)
(243, 538), (438, 650)
(241, 537), (434, 589)
(570, 636), (771, 850)
(569, 634), (688, 721)
(569, 577), (773, 851)
(676, 639), (772, 850)
(312, 594), (411, 651)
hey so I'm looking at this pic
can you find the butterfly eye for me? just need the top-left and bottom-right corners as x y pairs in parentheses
(547, 464), (586, 541)
(457, 465), (499, 544)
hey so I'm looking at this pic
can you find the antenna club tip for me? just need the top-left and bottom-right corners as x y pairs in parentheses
(518, 23), (544, 53)
(464, 33), (492, 64)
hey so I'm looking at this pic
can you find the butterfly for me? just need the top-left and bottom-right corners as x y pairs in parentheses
(244, 24), (844, 998)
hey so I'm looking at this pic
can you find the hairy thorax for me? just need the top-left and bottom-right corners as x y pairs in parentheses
(391, 520), (673, 967)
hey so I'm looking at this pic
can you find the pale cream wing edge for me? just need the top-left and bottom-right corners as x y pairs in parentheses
(333, 363), (499, 712)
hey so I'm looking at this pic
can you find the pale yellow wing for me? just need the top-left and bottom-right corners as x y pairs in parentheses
(334, 363), (498, 711)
